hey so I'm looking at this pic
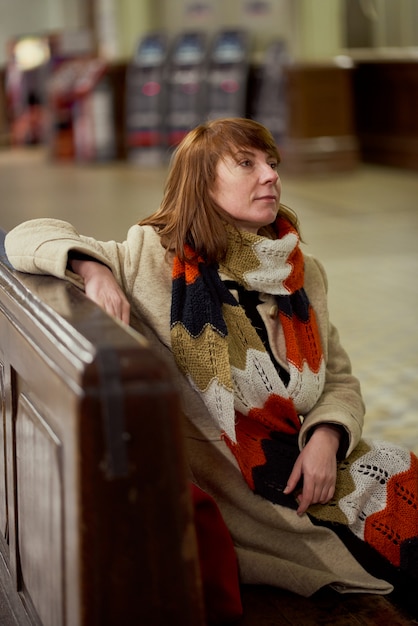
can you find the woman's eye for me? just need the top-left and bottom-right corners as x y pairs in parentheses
(240, 160), (252, 167)
(269, 161), (278, 170)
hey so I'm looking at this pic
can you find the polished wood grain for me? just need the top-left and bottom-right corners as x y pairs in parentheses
(0, 230), (204, 626)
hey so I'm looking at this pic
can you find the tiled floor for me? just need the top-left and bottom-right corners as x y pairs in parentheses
(1, 148), (418, 453)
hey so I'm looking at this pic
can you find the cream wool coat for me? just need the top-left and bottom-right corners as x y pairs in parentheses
(5, 219), (392, 597)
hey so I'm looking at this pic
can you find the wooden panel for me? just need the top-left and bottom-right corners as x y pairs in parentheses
(0, 296), (85, 624)
(285, 65), (355, 139)
(353, 61), (418, 170)
(281, 64), (359, 174)
(16, 394), (64, 626)
(0, 360), (7, 542)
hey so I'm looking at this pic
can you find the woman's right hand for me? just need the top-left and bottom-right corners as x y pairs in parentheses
(71, 258), (131, 324)
(283, 424), (340, 516)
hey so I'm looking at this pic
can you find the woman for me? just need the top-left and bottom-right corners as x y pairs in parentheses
(5, 118), (418, 617)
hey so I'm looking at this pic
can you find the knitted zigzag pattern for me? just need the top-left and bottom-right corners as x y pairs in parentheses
(170, 217), (325, 497)
(309, 439), (418, 580)
(170, 217), (418, 581)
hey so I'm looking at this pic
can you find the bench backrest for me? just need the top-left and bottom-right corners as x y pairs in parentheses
(0, 230), (205, 626)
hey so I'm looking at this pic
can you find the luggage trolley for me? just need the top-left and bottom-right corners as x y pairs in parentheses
(206, 29), (250, 121)
(165, 31), (208, 149)
(125, 33), (168, 165)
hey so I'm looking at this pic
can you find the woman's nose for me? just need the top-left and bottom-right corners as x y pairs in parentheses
(260, 163), (279, 183)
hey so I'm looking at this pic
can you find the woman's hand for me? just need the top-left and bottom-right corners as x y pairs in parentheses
(71, 258), (131, 324)
(283, 424), (342, 516)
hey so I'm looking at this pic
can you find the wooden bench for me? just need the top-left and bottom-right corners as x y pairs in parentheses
(0, 230), (205, 626)
(0, 231), (415, 626)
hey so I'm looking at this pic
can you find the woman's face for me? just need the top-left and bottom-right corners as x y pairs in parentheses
(211, 148), (281, 234)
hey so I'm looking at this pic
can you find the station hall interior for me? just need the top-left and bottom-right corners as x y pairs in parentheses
(1, 0), (418, 454)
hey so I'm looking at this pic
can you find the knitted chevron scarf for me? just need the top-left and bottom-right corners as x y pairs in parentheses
(171, 215), (418, 589)
(170, 216), (325, 502)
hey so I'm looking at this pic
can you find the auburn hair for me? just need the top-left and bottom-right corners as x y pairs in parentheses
(139, 117), (300, 263)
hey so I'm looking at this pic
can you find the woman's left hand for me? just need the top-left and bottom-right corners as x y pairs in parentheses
(283, 424), (341, 516)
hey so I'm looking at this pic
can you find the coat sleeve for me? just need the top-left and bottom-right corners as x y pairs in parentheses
(4, 218), (145, 294)
(299, 256), (364, 457)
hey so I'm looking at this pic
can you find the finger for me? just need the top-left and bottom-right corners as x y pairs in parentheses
(120, 301), (131, 324)
(319, 482), (335, 504)
(103, 293), (129, 321)
(296, 483), (315, 515)
(296, 496), (310, 516)
(111, 301), (130, 323)
(283, 463), (302, 495)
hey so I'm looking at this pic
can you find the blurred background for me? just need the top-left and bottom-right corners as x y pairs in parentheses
(2, 0), (418, 170)
(0, 0), (417, 452)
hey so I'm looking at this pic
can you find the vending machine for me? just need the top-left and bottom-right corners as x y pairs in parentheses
(73, 68), (116, 162)
(250, 40), (289, 147)
(125, 33), (168, 165)
(206, 29), (250, 121)
(165, 31), (208, 148)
